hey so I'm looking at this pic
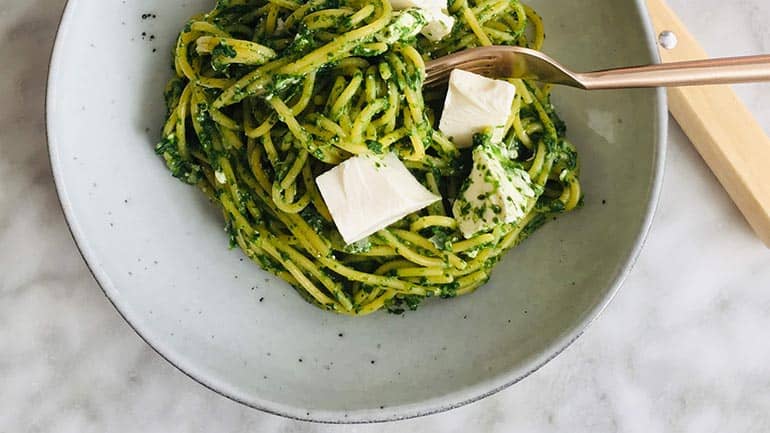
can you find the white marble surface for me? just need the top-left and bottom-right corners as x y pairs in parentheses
(2, 0), (770, 431)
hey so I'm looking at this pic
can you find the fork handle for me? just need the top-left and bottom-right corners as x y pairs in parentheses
(645, 0), (770, 247)
(577, 54), (770, 89)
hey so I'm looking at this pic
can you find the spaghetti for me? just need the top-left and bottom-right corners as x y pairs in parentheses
(156, 0), (582, 315)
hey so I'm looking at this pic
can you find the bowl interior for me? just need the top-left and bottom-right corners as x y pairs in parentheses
(48, 0), (664, 422)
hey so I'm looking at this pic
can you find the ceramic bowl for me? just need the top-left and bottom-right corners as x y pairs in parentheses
(47, 0), (666, 423)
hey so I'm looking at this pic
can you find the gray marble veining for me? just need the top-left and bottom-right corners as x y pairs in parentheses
(2, 0), (770, 431)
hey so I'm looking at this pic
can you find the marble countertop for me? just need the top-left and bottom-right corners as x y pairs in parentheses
(3, 0), (770, 431)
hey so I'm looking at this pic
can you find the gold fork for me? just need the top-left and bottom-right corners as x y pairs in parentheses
(424, 46), (770, 89)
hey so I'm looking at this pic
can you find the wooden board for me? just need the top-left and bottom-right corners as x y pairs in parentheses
(646, 0), (770, 246)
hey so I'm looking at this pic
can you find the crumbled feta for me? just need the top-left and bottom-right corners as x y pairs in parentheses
(388, 0), (454, 42)
(452, 143), (537, 238)
(214, 169), (227, 184)
(380, 9), (428, 44)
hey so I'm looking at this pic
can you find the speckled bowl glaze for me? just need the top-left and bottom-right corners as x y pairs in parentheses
(47, 0), (667, 423)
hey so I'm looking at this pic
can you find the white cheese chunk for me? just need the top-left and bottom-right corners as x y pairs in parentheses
(214, 169), (227, 184)
(452, 144), (537, 239)
(438, 69), (517, 148)
(389, 0), (454, 42)
(380, 9), (428, 44)
(420, 9), (455, 42)
(316, 153), (441, 244)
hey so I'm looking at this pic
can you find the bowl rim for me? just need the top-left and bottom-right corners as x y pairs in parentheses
(45, 0), (668, 424)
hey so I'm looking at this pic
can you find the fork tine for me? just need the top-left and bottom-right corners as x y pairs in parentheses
(425, 56), (497, 76)
(424, 62), (496, 88)
(424, 53), (499, 87)
(426, 59), (495, 77)
(424, 68), (492, 88)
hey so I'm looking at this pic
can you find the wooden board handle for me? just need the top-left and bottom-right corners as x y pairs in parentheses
(646, 0), (770, 247)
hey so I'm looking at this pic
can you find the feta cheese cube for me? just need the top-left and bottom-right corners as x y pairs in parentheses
(452, 143), (537, 238)
(316, 153), (441, 244)
(420, 9), (455, 42)
(438, 69), (517, 148)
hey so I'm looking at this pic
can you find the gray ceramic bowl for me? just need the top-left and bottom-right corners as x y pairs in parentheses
(47, 0), (666, 423)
